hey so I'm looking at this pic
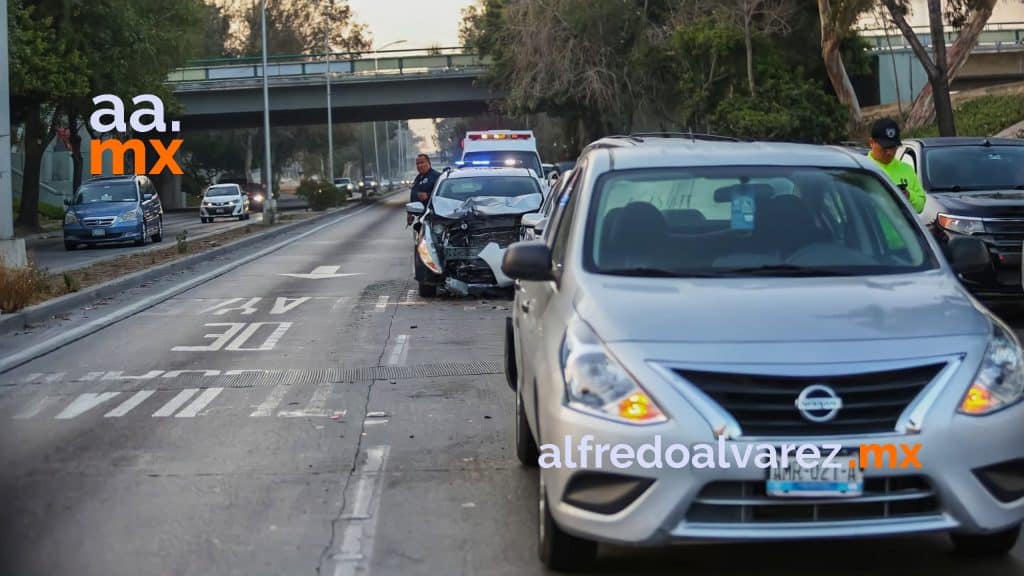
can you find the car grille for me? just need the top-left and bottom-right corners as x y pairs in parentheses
(447, 258), (497, 285)
(82, 217), (116, 228)
(446, 223), (519, 249)
(686, 476), (939, 524)
(674, 364), (944, 437)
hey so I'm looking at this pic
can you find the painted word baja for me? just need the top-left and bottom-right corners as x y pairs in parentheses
(89, 94), (183, 175)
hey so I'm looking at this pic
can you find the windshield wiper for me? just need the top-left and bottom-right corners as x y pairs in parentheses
(714, 264), (854, 277)
(601, 267), (684, 278)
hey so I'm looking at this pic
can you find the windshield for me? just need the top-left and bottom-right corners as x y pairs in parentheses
(205, 186), (240, 197)
(461, 151), (543, 177)
(584, 167), (938, 277)
(926, 146), (1024, 190)
(436, 176), (542, 202)
(74, 182), (137, 204)
(335, 178), (351, 184)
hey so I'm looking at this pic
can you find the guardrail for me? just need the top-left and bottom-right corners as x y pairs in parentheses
(167, 48), (491, 84)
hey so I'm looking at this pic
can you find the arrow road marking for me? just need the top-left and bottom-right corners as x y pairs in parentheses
(281, 266), (362, 280)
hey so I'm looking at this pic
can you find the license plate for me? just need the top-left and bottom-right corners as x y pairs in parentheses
(766, 449), (863, 497)
(91, 229), (105, 237)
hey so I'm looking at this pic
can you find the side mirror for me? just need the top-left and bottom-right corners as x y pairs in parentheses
(406, 201), (425, 215)
(63, 198), (70, 206)
(521, 213), (548, 234)
(947, 236), (992, 276)
(143, 193), (153, 201)
(502, 240), (554, 282)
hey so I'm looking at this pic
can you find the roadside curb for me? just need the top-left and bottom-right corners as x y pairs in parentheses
(0, 195), (385, 336)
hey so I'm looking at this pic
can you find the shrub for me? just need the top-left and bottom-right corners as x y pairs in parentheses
(296, 178), (345, 211)
(62, 272), (80, 294)
(907, 94), (1024, 138)
(0, 262), (52, 313)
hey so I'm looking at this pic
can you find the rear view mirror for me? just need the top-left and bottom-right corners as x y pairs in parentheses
(521, 213), (548, 234)
(406, 202), (425, 215)
(947, 236), (992, 276)
(502, 241), (554, 282)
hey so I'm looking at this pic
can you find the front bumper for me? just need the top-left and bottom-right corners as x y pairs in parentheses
(200, 203), (244, 217)
(935, 228), (1023, 300)
(538, 342), (1024, 546)
(64, 221), (142, 243)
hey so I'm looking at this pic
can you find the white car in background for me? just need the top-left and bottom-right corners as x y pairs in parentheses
(200, 183), (250, 223)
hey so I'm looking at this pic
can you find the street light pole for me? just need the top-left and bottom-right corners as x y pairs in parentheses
(323, 2), (334, 186)
(0, 0), (25, 267)
(261, 0), (275, 224)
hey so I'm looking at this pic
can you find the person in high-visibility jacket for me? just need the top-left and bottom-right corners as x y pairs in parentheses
(866, 118), (926, 214)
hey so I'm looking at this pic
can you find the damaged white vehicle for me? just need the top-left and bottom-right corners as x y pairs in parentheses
(406, 167), (544, 297)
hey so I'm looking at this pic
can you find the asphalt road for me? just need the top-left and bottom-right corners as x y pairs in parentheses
(26, 194), (310, 275)
(0, 193), (1022, 575)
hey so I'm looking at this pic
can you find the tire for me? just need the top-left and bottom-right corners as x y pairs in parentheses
(64, 240), (76, 251)
(418, 282), (437, 297)
(539, 478), (597, 571)
(152, 218), (163, 242)
(515, 388), (539, 467)
(238, 213), (246, 221)
(201, 217), (210, 224)
(950, 525), (1021, 557)
(244, 212), (251, 220)
(134, 222), (147, 246)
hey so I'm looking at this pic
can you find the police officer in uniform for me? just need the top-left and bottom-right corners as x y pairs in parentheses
(407, 153), (441, 226)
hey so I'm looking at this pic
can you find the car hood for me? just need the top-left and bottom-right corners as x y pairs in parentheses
(573, 270), (989, 344)
(930, 189), (1024, 218)
(69, 203), (137, 218)
(432, 194), (542, 219)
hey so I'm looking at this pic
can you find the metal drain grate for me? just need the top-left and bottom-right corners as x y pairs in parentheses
(336, 361), (502, 382)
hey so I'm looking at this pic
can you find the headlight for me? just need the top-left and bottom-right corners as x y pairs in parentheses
(416, 232), (442, 274)
(117, 210), (139, 223)
(560, 317), (667, 424)
(64, 212), (78, 225)
(938, 213), (985, 235)
(960, 321), (1024, 415)
(254, 194), (264, 202)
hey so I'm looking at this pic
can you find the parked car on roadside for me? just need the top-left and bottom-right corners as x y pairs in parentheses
(63, 175), (163, 250)
(503, 135), (1023, 571)
(406, 166), (544, 297)
(896, 137), (1024, 302)
(200, 183), (250, 223)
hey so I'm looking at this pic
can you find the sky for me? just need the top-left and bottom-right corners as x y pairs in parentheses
(346, 0), (475, 154)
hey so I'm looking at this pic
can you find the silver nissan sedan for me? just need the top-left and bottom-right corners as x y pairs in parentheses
(502, 136), (1024, 571)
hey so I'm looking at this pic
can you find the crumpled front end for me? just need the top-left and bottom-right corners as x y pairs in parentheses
(439, 216), (520, 294)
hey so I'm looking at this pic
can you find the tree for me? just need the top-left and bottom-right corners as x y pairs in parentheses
(716, 0), (796, 96)
(883, 0), (998, 132)
(816, 0), (874, 126)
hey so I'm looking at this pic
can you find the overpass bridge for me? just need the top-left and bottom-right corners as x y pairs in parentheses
(166, 48), (500, 129)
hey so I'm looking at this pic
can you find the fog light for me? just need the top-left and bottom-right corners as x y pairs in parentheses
(974, 459), (1024, 503)
(562, 472), (655, 515)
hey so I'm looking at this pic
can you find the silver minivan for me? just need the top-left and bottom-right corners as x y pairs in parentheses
(503, 136), (1024, 570)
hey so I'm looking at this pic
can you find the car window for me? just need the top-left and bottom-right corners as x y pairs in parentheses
(550, 178), (581, 270)
(899, 148), (917, 172)
(435, 176), (541, 201)
(925, 145), (1024, 190)
(583, 166), (937, 277)
(74, 181), (137, 204)
(206, 185), (241, 197)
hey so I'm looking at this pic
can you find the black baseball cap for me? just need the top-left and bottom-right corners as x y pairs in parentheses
(870, 118), (902, 148)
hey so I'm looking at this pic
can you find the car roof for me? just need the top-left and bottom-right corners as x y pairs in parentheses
(909, 137), (1024, 148)
(207, 183), (241, 190)
(444, 167), (537, 179)
(86, 175), (137, 183)
(592, 141), (866, 170)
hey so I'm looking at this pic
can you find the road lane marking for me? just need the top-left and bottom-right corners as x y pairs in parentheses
(212, 297), (262, 315)
(102, 370), (164, 381)
(281, 266), (362, 279)
(79, 371), (106, 382)
(152, 388), (199, 417)
(403, 289), (416, 303)
(172, 323), (247, 352)
(14, 395), (59, 419)
(270, 297), (311, 315)
(333, 445), (390, 576)
(55, 392), (121, 420)
(331, 297), (350, 312)
(250, 385), (290, 417)
(175, 387), (223, 418)
(385, 335), (409, 366)
(375, 296), (389, 310)
(104, 390), (156, 418)
(278, 381), (331, 417)
(163, 370), (221, 378)
(224, 322), (293, 351)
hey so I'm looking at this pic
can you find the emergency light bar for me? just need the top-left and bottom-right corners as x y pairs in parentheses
(453, 158), (523, 168)
(465, 133), (533, 141)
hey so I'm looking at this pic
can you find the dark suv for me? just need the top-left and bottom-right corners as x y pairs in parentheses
(217, 177), (265, 212)
(897, 138), (1024, 301)
(63, 175), (163, 250)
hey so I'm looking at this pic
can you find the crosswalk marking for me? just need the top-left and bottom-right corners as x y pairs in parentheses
(152, 389), (199, 417)
(175, 387), (223, 418)
(279, 381), (331, 417)
(104, 390), (156, 418)
(14, 395), (59, 419)
(250, 385), (290, 417)
(386, 335), (409, 366)
(55, 392), (120, 420)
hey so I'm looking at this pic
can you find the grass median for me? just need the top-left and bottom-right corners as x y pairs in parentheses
(1, 211), (318, 314)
